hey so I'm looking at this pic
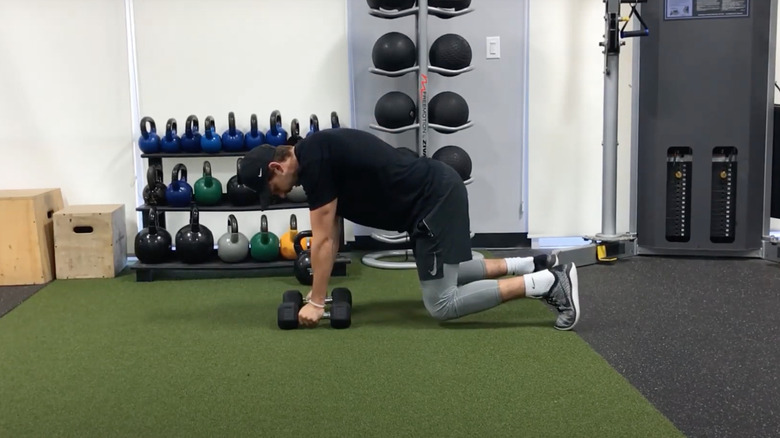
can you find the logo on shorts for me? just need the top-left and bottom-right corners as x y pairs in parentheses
(429, 252), (438, 276)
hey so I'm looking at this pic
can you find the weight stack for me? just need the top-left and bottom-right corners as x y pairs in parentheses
(665, 148), (692, 243)
(710, 148), (738, 244)
(635, 1), (773, 257)
(772, 105), (780, 219)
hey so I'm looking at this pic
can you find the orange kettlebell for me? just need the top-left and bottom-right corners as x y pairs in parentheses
(279, 214), (299, 260)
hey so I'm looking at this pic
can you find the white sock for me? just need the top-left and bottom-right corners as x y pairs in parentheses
(523, 270), (555, 297)
(504, 257), (534, 276)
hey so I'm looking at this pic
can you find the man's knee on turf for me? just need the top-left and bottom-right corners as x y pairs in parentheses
(422, 284), (460, 321)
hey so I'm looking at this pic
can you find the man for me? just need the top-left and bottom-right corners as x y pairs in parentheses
(240, 128), (580, 330)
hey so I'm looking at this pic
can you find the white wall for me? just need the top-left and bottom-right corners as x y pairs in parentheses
(1, 0), (774, 259)
(0, 0), (135, 235)
(132, 0), (352, 245)
(527, 0), (636, 239)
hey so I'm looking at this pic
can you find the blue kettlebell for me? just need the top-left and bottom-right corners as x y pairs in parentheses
(160, 118), (181, 153)
(222, 112), (245, 152)
(265, 110), (288, 146)
(330, 111), (341, 129)
(138, 116), (160, 153)
(165, 163), (193, 207)
(307, 114), (319, 137)
(200, 116), (222, 153)
(180, 115), (202, 152)
(244, 114), (265, 149)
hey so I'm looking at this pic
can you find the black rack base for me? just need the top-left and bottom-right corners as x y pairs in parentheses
(130, 254), (351, 282)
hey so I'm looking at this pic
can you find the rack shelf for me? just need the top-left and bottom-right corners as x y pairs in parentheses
(428, 7), (474, 18)
(130, 252), (351, 282)
(140, 150), (252, 158)
(136, 197), (307, 213)
(369, 66), (420, 77)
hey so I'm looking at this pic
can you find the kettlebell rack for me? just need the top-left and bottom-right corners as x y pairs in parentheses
(131, 116), (351, 282)
(363, 0), (479, 269)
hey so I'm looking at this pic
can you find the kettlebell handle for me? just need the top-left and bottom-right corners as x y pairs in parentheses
(140, 116), (156, 137)
(186, 115), (199, 134)
(204, 116), (216, 139)
(270, 110), (282, 136)
(147, 164), (160, 186)
(289, 214), (297, 231)
(250, 114), (259, 134)
(148, 207), (159, 234)
(228, 112), (236, 134)
(166, 118), (177, 136)
(235, 158), (243, 184)
(227, 214), (239, 233)
(331, 111), (340, 128)
(261, 214), (269, 233)
(190, 204), (200, 232)
(294, 230), (313, 255)
(309, 114), (319, 133)
(202, 161), (212, 178)
(291, 119), (300, 138)
(172, 163), (187, 183)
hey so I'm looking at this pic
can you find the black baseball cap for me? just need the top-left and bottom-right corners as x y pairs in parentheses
(238, 144), (276, 209)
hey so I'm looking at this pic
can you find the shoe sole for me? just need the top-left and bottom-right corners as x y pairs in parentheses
(555, 263), (580, 331)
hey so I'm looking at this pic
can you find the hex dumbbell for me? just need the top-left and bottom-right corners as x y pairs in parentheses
(277, 288), (352, 330)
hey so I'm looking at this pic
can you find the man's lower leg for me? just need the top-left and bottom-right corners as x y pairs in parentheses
(458, 255), (557, 284)
(497, 270), (555, 301)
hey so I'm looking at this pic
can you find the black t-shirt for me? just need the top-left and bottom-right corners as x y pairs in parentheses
(294, 128), (453, 233)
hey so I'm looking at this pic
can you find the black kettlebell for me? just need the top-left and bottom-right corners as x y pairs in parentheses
(227, 157), (259, 206)
(293, 230), (314, 285)
(175, 204), (214, 264)
(134, 207), (172, 264)
(286, 119), (303, 145)
(142, 164), (167, 206)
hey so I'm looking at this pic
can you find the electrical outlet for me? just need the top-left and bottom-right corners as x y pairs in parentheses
(486, 36), (500, 59)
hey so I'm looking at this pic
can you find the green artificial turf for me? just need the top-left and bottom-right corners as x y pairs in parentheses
(0, 256), (682, 438)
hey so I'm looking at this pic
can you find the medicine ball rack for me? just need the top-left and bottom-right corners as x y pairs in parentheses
(131, 148), (351, 282)
(367, 0), (475, 161)
(363, 0), (480, 269)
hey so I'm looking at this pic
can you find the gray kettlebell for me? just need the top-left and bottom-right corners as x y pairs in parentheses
(217, 214), (250, 263)
(287, 185), (307, 203)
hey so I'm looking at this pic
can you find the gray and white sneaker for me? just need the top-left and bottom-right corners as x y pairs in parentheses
(544, 263), (580, 331)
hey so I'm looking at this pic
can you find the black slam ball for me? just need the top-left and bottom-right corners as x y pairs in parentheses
(430, 34), (472, 74)
(429, 91), (469, 131)
(432, 145), (472, 181)
(368, 0), (417, 11)
(372, 32), (417, 72)
(429, 0), (471, 10)
(375, 92), (417, 129)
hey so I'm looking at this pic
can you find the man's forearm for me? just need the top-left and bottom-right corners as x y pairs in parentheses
(310, 237), (335, 304)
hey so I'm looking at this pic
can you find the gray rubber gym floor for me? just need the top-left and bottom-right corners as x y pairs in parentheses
(0, 284), (46, 318)
(495, 249), (780, 438)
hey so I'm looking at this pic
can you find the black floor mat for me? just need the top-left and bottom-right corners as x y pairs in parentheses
(0, 284), (47, 318)
(493, 250), (780, 438)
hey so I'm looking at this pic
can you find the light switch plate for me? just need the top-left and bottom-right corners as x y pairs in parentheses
(486, 36), (500, 59)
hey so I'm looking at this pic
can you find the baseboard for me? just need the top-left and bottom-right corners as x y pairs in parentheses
(347, 233), (530, 251)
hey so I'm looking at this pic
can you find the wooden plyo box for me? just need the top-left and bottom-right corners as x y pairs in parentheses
(54, 205), (127, 279)
(0, 189), (64, 286)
